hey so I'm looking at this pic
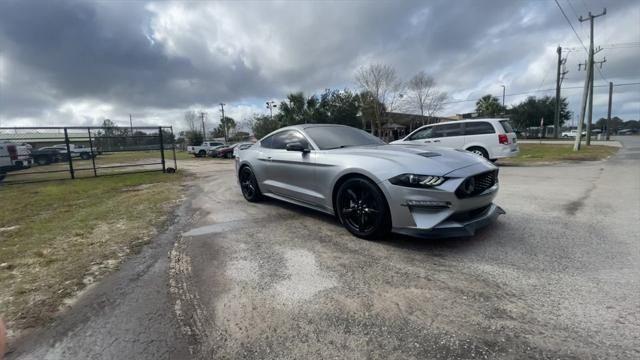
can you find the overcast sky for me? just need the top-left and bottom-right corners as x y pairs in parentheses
(0, 0), (638, 131)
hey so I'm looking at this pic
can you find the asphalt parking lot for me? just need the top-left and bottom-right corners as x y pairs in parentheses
(10, 137), (640, 359)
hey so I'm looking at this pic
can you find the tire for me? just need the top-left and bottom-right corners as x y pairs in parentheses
(80, 152), (91, 160)
(467, 146), (489, 159)
(226, 152), (233, 159)
(239, 166), (262, 202)
(335, 177), (391, 240)
(35, 156), (51, 166)
(0, 172), (5, 182)
(198, 150), (206, 157)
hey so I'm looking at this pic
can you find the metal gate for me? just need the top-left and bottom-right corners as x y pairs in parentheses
(0, 126), (178, 184)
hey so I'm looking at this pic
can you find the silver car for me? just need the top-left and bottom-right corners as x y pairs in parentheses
(236, 124), (504, 239)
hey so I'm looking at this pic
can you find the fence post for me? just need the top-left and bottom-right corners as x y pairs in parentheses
(170, 126), (178, 170)
(64, 128), (75, 179)
(87, 128), (97, 177)
(159, 126), (166, 173)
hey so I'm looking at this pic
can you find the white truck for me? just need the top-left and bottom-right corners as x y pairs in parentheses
(1, 141), (32, 182)
(187, 141), (225, 157)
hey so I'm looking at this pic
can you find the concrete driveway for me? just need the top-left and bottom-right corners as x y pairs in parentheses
(9, 137), (640, 359)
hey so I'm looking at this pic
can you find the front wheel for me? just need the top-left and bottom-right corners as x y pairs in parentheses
(198, 150), (206, 157)
(239, 166), (262, 202)
(336, 177), (391, 240)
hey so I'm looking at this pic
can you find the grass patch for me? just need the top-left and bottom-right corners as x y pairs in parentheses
(0, 171), (185, 334)
(498, 144), (618, 165)
(97, 150), (195, 164)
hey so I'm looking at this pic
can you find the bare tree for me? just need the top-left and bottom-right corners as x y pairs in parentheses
(425, 92), (448, 123)
(355, 63), (402, 135)
(406, 71), (448, 129)
(184, 110), (199, 133)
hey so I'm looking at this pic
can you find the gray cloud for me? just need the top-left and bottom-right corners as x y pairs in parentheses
(0, 0), (638, 128)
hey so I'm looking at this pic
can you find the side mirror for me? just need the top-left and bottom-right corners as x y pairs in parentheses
(286, 142), (309, 153)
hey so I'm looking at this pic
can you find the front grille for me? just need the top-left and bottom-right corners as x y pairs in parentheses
(455, 170), (498, 198)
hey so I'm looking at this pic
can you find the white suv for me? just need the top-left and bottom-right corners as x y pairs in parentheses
(391, 119), (519, 161)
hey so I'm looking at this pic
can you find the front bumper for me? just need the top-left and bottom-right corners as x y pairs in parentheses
(392, 203), (505, 238)
(379, 162), (504, 238)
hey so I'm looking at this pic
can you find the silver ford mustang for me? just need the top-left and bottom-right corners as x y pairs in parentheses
(236, 124), (504, 239)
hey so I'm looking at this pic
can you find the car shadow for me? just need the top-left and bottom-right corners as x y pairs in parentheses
(257, 196), (502, 254)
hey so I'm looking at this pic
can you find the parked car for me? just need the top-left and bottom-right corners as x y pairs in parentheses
(212, 143), (240, 158)
(236, 124), (504, 239)
(39, 144), (96, 160)
(206, 145), (228, 158)
(55, 144), (96, 160)
(31, 148), (64, 165)
(232, 142), (255, 158)
(187, 141), (225, 157)
(561, 129), (586, 138)
(390, 119), (518, 161)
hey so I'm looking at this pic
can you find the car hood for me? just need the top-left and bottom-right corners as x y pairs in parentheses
(328, 144), (493, 177)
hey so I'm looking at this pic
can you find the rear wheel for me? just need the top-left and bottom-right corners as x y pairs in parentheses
(36, 156), (51, 166)
(239, 166), (262, 202)
(226, 152), (233, 159)
(336, 177), (390, 240)
(467, 146), (489, 159)
(198, 150), (206, 157)
(80, 152), (91, 160)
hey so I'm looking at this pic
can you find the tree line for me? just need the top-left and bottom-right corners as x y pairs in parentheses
(248, 64), (449, 139)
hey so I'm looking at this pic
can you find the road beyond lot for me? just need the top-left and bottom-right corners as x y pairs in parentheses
(9, 137), (640, 359)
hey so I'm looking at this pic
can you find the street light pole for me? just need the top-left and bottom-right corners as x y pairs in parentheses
(500, 85), (505, 107)
(266, 101), (277, 120)
(219, 103), (227, 143)
(200, 112), (207, 141)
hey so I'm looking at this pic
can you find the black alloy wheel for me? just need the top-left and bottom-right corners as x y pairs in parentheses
(239, 166), (262, 202)
(336, 177), (390, 239)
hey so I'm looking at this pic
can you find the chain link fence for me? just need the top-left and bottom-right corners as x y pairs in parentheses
(0, 126), (177, 184)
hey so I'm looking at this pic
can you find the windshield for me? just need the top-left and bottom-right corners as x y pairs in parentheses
(305, 126), (385, 150)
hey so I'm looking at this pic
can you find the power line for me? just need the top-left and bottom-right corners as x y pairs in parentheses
(555, 0), (588, 53)
(554, 0), (608, 83)
(441, 82), (640, 105)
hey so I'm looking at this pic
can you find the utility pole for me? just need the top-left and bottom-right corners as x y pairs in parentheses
(606, 81), (613, 140)
(586, 55), (606, 145)
(582, 9), (607, 146)
(200, 112), (207, 141)
(219, 103), (227, 143)
(574, 8), (606, 150)
(500, 85), (505, 107)
(129, 114), (133, 134)
(554, 46), (568, 138)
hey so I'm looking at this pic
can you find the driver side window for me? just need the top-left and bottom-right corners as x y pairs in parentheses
(408, 127), (434, 140)
(262, 130), (310, 150)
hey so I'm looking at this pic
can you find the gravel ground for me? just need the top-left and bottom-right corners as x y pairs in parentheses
(8, 136), (640, 359)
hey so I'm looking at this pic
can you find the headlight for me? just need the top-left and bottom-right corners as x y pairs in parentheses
(389, 174), (446, 188)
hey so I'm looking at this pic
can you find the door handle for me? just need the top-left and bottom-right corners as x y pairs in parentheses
(424, 141), (431, 143)
(433, 140), (441, 143)
(267, 156), (272, 161)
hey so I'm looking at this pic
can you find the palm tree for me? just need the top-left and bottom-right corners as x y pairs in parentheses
(475, 94), (506, 117)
